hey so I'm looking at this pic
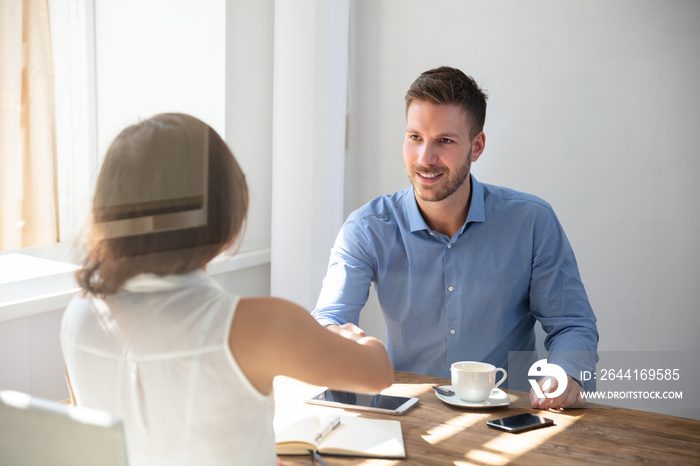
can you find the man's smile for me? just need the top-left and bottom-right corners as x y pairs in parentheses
(415, 171), (444, 183)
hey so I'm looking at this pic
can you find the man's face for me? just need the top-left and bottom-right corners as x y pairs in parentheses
(403, 100), (476, 203)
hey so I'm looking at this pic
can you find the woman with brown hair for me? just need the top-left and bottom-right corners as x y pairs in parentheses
(61, 113), (393, 466)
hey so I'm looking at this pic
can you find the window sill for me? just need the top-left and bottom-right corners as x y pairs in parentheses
(0, 245), (271, 323)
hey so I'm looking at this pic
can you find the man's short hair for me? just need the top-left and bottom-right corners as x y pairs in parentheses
(405, 66), (488, 138)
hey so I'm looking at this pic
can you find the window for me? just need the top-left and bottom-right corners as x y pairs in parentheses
(0, 0), (273, 321)
(3, 0), (228, 254)
(0, 0), (97, 253)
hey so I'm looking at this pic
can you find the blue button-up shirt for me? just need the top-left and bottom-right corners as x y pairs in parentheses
(312, 176), (598, 386)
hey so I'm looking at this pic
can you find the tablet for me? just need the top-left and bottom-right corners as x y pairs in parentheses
(305, 389), (419, 415)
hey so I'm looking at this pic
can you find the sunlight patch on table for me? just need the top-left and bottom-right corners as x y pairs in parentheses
(462, 412), (581, 465)
(387, 383), (432, 397)
(355, 460), (401, 465)
(422, 412), (490, 445)
(458, 448), (511, 465)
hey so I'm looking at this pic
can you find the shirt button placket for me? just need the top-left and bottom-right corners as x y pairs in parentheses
(445, 239), (460, 363)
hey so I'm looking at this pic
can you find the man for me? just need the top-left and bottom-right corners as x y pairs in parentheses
(312, 66), (598, 409)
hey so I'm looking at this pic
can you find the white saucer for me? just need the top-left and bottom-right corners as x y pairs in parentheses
(434, 386), (510, 408)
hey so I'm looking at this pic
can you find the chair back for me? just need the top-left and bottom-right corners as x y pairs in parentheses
(0, 390), (129, 466)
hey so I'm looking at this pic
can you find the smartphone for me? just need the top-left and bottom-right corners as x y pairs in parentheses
(305, 389), (419, 415)
(486, 413), (554, 433)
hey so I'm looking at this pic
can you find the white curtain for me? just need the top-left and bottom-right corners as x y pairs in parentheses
(0, 0), (57, 250)
(270, 0), (350, 310)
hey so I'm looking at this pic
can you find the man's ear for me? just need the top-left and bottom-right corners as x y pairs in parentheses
(470, 131), (486, 162)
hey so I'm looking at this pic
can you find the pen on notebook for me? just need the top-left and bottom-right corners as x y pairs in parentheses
(314, 416), (341, 443)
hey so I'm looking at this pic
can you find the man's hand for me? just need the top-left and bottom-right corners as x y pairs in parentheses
(326, 323), (366, 342)
(530, 375), (585, 409)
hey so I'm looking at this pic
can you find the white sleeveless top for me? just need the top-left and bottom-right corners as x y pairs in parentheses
(60, 270), (276, 466)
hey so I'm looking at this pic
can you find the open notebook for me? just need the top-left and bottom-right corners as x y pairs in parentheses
(0, 390), (129, 466)
(275, 413), (406, 458)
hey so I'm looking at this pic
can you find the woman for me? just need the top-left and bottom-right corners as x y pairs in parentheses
(61, 113), (393, 465)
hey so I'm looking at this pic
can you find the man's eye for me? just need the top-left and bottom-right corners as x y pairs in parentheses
(409, 135), (420, 141)
(439, 138), (453, 144)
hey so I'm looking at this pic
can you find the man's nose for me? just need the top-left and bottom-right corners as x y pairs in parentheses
(417, 142), (438, 166)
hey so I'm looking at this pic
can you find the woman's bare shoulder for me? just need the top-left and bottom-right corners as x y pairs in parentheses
(235, 296), (307, 322)
(231, 296), (316, 348)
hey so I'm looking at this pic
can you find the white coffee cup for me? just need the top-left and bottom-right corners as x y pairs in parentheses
(450, 361), (508, 402)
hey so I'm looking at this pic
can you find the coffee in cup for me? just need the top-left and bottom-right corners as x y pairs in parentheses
(450, 361), (507, 402)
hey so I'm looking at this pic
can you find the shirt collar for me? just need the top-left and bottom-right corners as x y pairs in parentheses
(406, 174), (486, 233)
(121, 269), (207, 292)
(406, 188), (430, 232)
(467, 174), (486, 224)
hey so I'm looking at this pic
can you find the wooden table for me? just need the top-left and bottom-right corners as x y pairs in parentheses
(274, 371), (700, 465)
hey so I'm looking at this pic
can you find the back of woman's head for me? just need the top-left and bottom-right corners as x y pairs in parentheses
(77, 113), (248, 296)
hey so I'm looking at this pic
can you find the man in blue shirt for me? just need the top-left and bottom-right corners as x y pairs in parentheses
(312, 67), (598, 409)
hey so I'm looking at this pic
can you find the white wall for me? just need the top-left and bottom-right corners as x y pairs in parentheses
(0, 310), (66, 400)
(93, 0), (225, 158)
(270, 0), (350, 310)
(347, 0), (700, 357)
(225, 0), (274, 253)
